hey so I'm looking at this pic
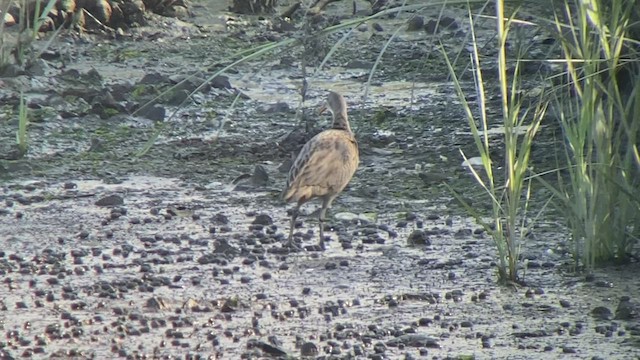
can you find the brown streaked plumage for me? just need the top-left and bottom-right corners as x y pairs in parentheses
(283, 91), (359, 250)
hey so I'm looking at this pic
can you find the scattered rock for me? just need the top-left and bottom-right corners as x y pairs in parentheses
(407, 230), (430, 246)
(512, 330), (549, 338)
(146, 296), (170, 310)
(262, 102), (291, 113)
(253, 214), (273, 225)
(614, 296), (637, 320)
(95, 195), (124, 207)
(26, 60), (48, 76)
(300, 342), (318, 356)
(137, 104), (166, 121)
(425, 16), (459, 33)
(406, 16), (424, 31)
(210, 213), (229, 225)
(247, 339), (288, 357)
(210, 75), (232, 89)
(0, 64), (25, 78)
(591, 306), (613, 320)
(388, 334), (440, 348)
(139, 72), (170, 85)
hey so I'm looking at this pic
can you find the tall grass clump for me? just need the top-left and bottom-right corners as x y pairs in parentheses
(548, 0), (640, 269)
(0, 0), (59, 66)
(1, 0), (59, 158)
(442, 3), (548, 283)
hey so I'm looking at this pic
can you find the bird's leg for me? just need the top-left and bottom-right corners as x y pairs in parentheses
(318, 198), (331, 250)
(287, 204), (301, 249)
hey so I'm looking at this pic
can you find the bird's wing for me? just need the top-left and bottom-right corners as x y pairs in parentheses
(284, 131), (358, 199)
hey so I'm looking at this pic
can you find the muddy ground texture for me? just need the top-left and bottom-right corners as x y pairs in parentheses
(1, 1), (639, 359)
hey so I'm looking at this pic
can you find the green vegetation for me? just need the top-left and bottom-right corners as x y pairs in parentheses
(544, 0), (640, 268)
(442, 3), (548, 283)
(2, 0), (60, 159)
(439, 0), (638, 281)
(0, 0), (59, 66)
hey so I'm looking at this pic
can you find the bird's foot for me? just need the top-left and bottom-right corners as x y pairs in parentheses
(317, 237), (326, 251)
(285, 239), (304, 252)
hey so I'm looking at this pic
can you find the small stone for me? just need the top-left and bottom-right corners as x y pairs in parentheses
(139, 72), (169, 85)
(210, 75), (231, 89)
(137, 104), (165, 122)
(264, 102), (290, 113)
(167, 89), (190, 105)
(407, 230), (430, 246)
(211, 213), (229, 225)
(614, 296), (637, 320)
(300, 342), (318, 356)
(0, 64), (24, 77)
(591, 306), (613, 320)
(63, 182), (77, 189)
(253, 214), (273, 226)
(324, 262), (337, 270)
(406, 16), (424, 31)
(95, 195), (124, 207)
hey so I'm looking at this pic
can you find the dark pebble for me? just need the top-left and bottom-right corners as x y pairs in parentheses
(95, 195), (124, 207)
(373, 342), (386, 353)
(300, 342), (318, 356)
(63, 182), (77, 189)
(407, 230), (430, 246)
(253, 214), (273, 225)
(324, 262), (337, 270)
(594, 280), (613, 288)
(137, 103), (165, 121)
(559, 299), (571, 308)
(211, 75), (231, 89)
(591, 306), (613, 320)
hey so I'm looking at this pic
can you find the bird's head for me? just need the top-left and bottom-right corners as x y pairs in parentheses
(318, 91), (347, 117)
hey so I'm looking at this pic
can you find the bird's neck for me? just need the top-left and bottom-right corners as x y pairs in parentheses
(332, 112), (351, 132)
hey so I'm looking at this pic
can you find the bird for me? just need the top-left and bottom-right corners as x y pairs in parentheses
(282, 91), (359, 250)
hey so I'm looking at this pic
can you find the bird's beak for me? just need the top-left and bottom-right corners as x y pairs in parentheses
(318, 102), (328, 115)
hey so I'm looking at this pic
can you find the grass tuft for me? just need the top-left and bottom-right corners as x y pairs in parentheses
(541, 0), (640, 269)
(442, 2), (548, 283)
